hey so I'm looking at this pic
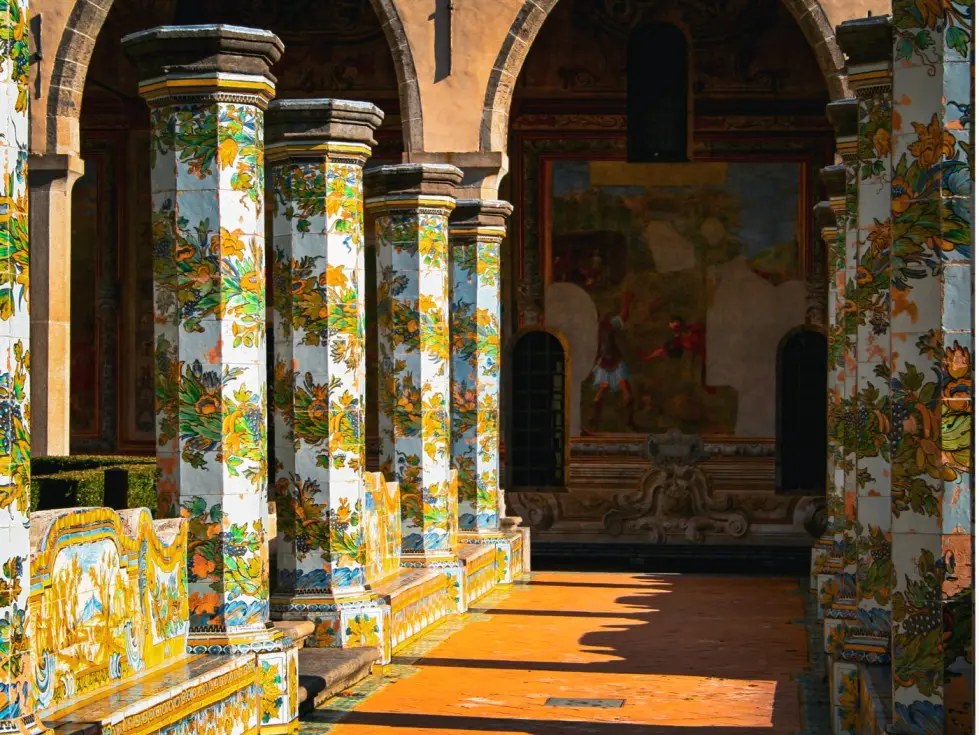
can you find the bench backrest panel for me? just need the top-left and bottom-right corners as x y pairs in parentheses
(30, 507), (189, 716)
(363, 471), (401, 585)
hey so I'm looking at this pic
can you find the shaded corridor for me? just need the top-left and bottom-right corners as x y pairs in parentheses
(302, 572), (811, 734)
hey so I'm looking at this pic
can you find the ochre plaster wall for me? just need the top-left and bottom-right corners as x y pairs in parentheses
(392, 0), (527, 153)
(29, 0), (75, 154)
(822, 0), (891, 27)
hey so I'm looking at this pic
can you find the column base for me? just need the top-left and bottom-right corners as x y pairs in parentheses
(259, 725), (299, 735)
(459, 529), (528, 585)
(188, 623), (290, 655)
(400, 552), (467, 614)
(188, 624), (306, 732)
(270, 590), (391, 662)
(809, 534), (836, 589)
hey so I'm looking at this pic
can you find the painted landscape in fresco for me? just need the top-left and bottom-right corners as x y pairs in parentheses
(547, 159), (803, 435)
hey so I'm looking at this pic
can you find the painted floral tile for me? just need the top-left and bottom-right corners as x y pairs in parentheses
(258, 650), (289, 727)
(944, 60), (972, 132)
(854, 363), (891, 496)
(832, 662), (859, 734)
(373, 197), (459, 555)
(341, 611), (382, 649)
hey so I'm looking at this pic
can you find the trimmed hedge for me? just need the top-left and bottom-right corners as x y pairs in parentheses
(33, 454), (155, 477)
(30, 455), (157, 514)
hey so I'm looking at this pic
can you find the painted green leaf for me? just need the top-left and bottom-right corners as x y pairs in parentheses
(946, 26), (970, 57)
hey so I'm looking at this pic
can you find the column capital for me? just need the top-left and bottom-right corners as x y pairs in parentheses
(121, 24), (284, 109)
(449, 198), (513, 242)
(27, 152), (85, 186)
(825, 99), (859, 162)
(364, 163), (462, 213)
(825, 99), (858, 140)
(819, 164), (846, 200)
(837, 16), (893, 93)
(814, 201), (838, 243)
(266, 98), (384, 163)
(405, 151), (509, 199)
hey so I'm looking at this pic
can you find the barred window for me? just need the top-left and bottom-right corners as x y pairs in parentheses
(510, 331), (567, 489)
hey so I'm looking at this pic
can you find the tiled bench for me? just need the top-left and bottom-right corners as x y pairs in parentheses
(44, 655), (257, 735)
(29, 507), (261, 735)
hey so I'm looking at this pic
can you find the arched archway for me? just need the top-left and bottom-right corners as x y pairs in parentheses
(44, 0), (423, 156)
(47, 0), (415, 453)
(480, 0), (848, 152)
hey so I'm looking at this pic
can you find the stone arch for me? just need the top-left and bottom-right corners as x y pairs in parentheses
(479, 0), (848, 153)
(369, 0), (424, 154)
(44, 0), (423, 154)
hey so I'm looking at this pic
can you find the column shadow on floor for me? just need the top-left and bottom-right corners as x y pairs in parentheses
(315, 702), (799, 733)
(316, 574), (808, 735)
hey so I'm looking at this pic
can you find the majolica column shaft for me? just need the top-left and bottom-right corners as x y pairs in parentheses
(449, 200), (512, 533)
(365, 164), (463, 561)
(0, 0), (45, 731)
(886, 2), (974, 728)
(824, 98), (860, 621)
(122, 26), (283, 643)
(812, 199), (841, 614)
(840, 16), (895, 661)
(266, 99), (383, 597)
(822, 93), (863, 735)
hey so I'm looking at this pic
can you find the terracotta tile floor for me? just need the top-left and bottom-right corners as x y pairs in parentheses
(303, 572), (809, 734)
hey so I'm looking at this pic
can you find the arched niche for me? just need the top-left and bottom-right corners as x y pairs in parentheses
(775, 326), (827, 494)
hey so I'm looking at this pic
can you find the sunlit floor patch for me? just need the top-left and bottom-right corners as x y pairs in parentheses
(301, 572), (810, 735)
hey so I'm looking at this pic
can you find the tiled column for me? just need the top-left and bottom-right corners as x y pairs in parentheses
(123, 25), (304, 734)
(266, 100), (383, 599)
(449, 200), (512, 533)
(365, 164), (463, 564)
(821, 94), (865, 734)
(0, 0), (47, 731)
(841, 17), (895, 672)
(885, 1), (974, 729)
(812, 198), (842, 616)
(823, 97), (861, 634)
(123, 23), (283, 647)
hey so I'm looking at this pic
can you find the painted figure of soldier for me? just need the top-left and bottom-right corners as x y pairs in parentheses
(586, 291), (640, 433)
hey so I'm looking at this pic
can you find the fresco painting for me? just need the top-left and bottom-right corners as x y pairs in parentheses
(547, 159), (803, 436)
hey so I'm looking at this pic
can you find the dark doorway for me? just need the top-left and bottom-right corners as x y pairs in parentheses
(776, 327), (827, 494)
(509, 331), (567, 490)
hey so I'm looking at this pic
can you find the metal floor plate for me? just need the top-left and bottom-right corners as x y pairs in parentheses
(544, 698), (625, 709)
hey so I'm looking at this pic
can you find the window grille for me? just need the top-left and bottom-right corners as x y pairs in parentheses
(510, 331), (567, 489)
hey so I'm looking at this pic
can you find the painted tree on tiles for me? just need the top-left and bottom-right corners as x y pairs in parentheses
(151, 104), (265, 203)
(887, 114), (973, 521)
